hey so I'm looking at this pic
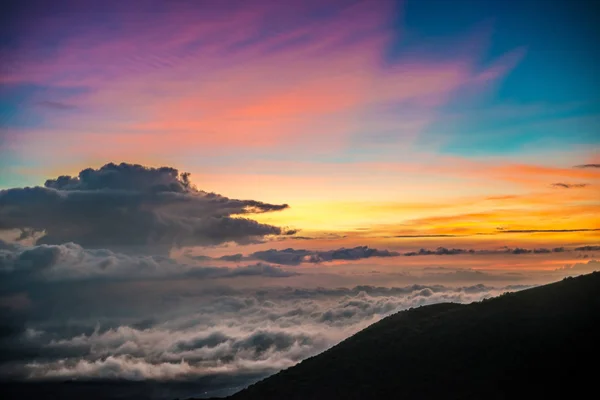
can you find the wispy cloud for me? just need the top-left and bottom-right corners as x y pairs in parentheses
(550, 182), (588, 189)
(2, 0), (524, 162)
(209, 244), (597, 264)
(497, 228), (600, 234)
(574, 164), (600, 168)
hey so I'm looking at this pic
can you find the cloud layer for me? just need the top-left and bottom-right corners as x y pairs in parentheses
(0, 240), (296, 283)
(210, 244), (597, 265)
(1, 282), (518, 387)
(550, 182), (588, 189)
(248, 246), (399, 265)
(1, 236), (597, 396)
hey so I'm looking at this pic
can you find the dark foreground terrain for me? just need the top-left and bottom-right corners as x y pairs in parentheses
(221, 272), (600, 400)
(0, 378), (260, 400)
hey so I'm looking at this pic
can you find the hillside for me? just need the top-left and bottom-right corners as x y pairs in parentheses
(221, 272), (600, 400)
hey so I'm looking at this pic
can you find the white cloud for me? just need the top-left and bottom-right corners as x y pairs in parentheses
(18, 283), (512, 381)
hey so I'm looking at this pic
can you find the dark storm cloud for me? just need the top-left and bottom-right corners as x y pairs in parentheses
(212, 244), (583, 265)
(249, 246), (400, 265)
(532, 248), (551, 253)
(510, 247), (531, 254)
(550, 182), (588, 188)
(43, 163), (187, 192)
(219, 253), (244, 262)
(186, 254), (213, 261)
(0, 163), (292, 254)
(404, 247), (471, 256)
(250, 249), (313, 265)
(573, 164), (600, 168)
(402, 246), (567, 257)
(575, 246), (600, 251)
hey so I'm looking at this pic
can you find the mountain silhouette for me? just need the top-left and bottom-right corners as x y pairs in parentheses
(217, 272), (600, 399)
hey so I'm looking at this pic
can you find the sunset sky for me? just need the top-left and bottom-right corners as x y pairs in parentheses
(0, 0), (599, 396)
(2, 0), (599, 251)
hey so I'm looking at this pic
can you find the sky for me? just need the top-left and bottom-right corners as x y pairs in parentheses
(0, 0), (599, 398)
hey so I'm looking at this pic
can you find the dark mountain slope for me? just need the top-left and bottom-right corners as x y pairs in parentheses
(224, 272), (600, 400)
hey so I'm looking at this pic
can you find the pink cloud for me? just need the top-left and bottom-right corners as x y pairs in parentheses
(3, 0), (523, 159)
